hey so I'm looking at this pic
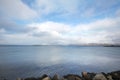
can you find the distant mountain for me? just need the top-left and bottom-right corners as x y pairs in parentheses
(68, 43), (120, 47)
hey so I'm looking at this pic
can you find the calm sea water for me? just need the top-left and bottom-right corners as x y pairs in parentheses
(0, 45), (120, 80)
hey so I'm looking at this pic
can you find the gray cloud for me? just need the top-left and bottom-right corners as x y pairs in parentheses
(32, 31), (55, 37)
(0, 0), (120, 45)
(0, 19), (29, 33)
(0, 0), (37, 20)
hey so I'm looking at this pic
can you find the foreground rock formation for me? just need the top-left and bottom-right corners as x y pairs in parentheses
(17, 71), (120, 80)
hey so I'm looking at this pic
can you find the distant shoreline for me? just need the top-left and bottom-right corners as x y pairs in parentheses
(0, 44), (120, 47)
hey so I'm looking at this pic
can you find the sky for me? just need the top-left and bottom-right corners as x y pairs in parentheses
(0, 0), (120, 45)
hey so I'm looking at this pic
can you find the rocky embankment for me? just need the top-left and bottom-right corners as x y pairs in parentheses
(17, 71), (120, 80)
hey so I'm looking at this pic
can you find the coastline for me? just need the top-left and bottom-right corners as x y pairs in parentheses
(15, 70), (120, 80)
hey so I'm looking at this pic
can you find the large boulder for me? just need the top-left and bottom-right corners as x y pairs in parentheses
(93, 73), (107, 80)
(108, 71), (120, 80)
(61, 78), (67, 80)
(52, 74), (59, 80)
(64, 74), (82, 80)
(37, 74), (51, 80)
(40, 74), (51, 80)
(107, 75), (113, 80)
(82, 72), (96, 80)
(41, 74), (49, 79)
(42, 77), (51, 80)
(24, 77), (37, 80)
(16, 78), (24, 80)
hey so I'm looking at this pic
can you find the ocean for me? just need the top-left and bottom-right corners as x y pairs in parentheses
(0, 45), (120, 80)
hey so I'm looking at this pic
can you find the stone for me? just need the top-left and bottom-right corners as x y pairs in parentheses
(61, 78), (67, 80)
(87, 72), (96, 79)
(109, 71), (120, 80)
(93, 73), (107, 80)
(75, 76), (82, 80)
(16, 78), (24, 80)
(52, 74), (59, 80)
(41, 74), (49, 79)
(101, 72), (107, 79)
(82, 72), (87, 77)
(37, 74), (50, 80)
(107, 75), (113, 80)
(42, 77), (51, 80)
(24, 77), (37, 80)
(64, 74), (82, 80)
(82, 72), (96, 80)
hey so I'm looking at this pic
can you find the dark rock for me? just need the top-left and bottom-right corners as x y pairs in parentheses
(42, 77), (51, 80)
(61, 78), (67, 80)
(82, 72), (96, 80)
(52, 74), (59, 80)
(37, 74), (49, 80)
(107, 75), (113, 80)
(64, 74), (82, 80)
(35, 74), (50, 80)
(108, 71), (120, 80)
(41, 74), (49, 79)
(101, 72), (107, 78)
(24, 77), (37, 80)
(93, 73), (107, 80)
(82, 72), (87, 77)
(87, 72), (96, 79)
(16, 78), (24, 80)
(15, 70), (120, 80)
(75, 76), (82, 80)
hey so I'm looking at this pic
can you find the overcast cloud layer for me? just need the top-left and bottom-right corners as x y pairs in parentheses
(0, 0), (120, 45)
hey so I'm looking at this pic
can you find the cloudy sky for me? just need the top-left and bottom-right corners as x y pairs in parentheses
(0, 0), (120, 45)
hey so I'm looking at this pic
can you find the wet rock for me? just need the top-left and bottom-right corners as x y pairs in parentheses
(36, 74), (48, 80)
(87, 72), (96, 79)
(42, 74), (51, 80)
(107, 75), (113, 80)
(41, 74), (49, 79)
(93, 73), (107, 80)
(24, 77), (37, 80)
(75, 76), (82, 80)
(101, 72), (108, 79)
(38, 74), (51, 80)
(82, 72), (87, 77)
(109, 71), (120, 80)
(16, 78), (24, 80)
(15, 70), (120, 80)
(61, 77), (67, 80)
(52, 74), (59, 80)
(64, 74), (82, 80)
(82, 72), (96, 80)
(42, 77), (51, 80)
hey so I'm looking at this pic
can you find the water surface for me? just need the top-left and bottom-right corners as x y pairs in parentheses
(0, 45), (120, 80)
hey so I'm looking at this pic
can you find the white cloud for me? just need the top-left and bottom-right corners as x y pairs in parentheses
(0, 17), (120, 45)
(28, 21), (71, 33)
(0, 0), (120, 45)
(74, 17), (120, 44)
(116, 9), (120, 17)
(75, 18), (120, 31)
(0, 28), (6, 34)
(30, 0), (119, 19)
(25, 16), (120, 45)
(0, 0), (37, 19)
(32, 0), (80, 16)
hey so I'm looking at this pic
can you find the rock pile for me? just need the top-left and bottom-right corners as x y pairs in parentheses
(16, 71), (120, 80)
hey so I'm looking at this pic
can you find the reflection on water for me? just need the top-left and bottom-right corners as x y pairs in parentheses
(0, 46), (120, 80)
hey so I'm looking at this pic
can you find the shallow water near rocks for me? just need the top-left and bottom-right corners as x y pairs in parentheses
(0, 45), (120, 80)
